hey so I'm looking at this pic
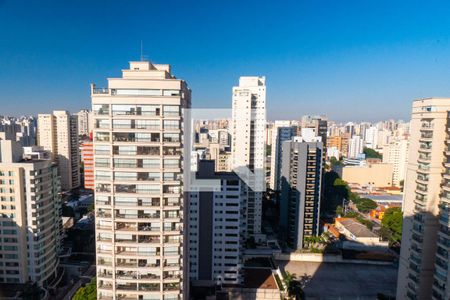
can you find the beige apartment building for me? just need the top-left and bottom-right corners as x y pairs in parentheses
(397, 98), (450, 300)
(0, 140), (61, 287)
(92, 61), (190, 300)
(37, 110), (80, 190)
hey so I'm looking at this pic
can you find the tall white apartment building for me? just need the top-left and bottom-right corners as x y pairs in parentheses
(37, 111), (80, 191)
(231, 76), (266, 238)
(77, 109), (93, 136)
(382, 137), (409, 187)
(269, 121), (296, 191)
(397, 98), (450, 299)
(188, 160), (243, 286)
(92, 61), (190, 300)
(364, 126), (379, 149)
(347, 135), (364, 158)
(0, 140), (61, 287)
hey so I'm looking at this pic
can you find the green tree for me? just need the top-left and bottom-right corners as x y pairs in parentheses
(363, 147), (382, 159)
(283, 272), (304, 299)
(73, 277), (97, 300)
(381, 207), (403, 244)
(356, 198), (378, 213)
(330, 157), (343, 168)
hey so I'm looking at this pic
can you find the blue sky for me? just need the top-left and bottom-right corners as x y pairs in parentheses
(1, 0), (450, 121)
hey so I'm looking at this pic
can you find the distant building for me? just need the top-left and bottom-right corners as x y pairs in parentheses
(348, 135), (364, 158)
(280, 136), (323, 249)
(0, 140), (61, 287)
(80, 140), (94, 190)
(382, 137), (409, 187)
(335, 218), (384, 246)
(341, 163), (393, 188)
(231, 76), (266, 239)
(37, 110), (80, 190)
(188, 160), (244, 286)
(76, 109), (93, 136)
(269, 123), (296, 190)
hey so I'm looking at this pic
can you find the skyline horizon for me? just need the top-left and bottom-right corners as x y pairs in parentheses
(3, 1), (450, 120)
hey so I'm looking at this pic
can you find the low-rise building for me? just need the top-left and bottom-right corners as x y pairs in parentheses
(341, 163), (393, 187)
(335, 218), (384, 246)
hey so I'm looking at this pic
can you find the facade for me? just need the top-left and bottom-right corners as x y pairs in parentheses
(37, 110), (80, 190)
(77, 109), (93, 136)
(0, 140), (61, 287)
(347, 135), (364, 158)
(81, 140), (94, 190)
(188, 160), (243, 286)
(231, 76), (266, 238)
(382, 137), (409, 187)
(92, 61), (191, 300)
(397, 98), (450, 300)
(269, 123), (296, 191)
(279, 136), (323, 249)
(341, 163), (393, 188)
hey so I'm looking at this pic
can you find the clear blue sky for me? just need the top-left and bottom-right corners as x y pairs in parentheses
(1, 0), (450, 121)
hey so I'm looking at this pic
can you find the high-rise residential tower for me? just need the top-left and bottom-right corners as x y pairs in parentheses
(92, 61), (190, 300)
(397, 98), (450, 299)
(269, 121), (296, 191)
(0, 140), (61, 287)
(37, 110), (80, 190)
(77, 109), (93, 136)
(279, 136), (323, 249)
(188, 160), (244, 286)
(231, 76), (266, 239)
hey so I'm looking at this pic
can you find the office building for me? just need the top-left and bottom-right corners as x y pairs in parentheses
(0, 140), (61, 287)
(92, 61), (190, 300)
(188, 160), (243, 286)
(279, 136), (323, 249)
(231, 76), (266, 239)
(397, 98), (450, 299)
(37, 111), (80, 191)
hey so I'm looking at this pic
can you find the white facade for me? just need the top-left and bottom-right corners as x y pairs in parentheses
(382, 137), (409, 186)
(92, 61), (191, 300)
(188, 161), (243, 286)
(231, 76), (266, 237)
(347, 135), (364, 158)
(364, 126), (379, 149)
(0, 140), (61, 287)
(77, 109), (93, 136)
(37, 111), (80, 191)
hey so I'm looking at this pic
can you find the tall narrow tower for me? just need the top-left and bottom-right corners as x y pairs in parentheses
(231, 76), (266, 238)
(396, 98), (450, 299)
(92, 61), (191, 300)
(37, 110), (80, 191)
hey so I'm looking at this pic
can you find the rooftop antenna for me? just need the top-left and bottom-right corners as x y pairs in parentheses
(140, 40), (148, 61)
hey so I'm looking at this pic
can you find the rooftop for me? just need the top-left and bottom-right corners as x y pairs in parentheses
(336, 218), (379, 238)
(242, 268), (278, 290)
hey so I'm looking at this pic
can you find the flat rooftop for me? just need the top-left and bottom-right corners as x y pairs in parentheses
(242, 268), (278, 290)
(278, 261), (397, 299)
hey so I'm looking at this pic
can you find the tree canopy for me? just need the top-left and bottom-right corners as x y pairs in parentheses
(380, 207), (403, 244)
(363, 147), (382, 159)
(73, 277), (96, 300)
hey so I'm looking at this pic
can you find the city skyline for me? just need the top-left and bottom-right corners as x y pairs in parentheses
(3, 1), (450, 120)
